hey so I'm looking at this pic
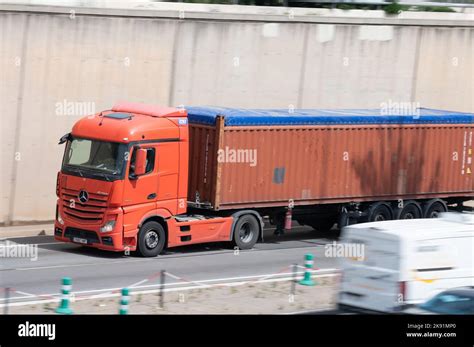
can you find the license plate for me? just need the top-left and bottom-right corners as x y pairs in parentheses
(73, 237), (88, 244)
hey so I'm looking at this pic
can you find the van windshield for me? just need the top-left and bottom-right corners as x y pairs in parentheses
(63, 137), (126, 177)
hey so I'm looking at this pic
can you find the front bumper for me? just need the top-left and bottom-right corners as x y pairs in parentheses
(54, 204), (129, 252)
(54, 224), (126, 251)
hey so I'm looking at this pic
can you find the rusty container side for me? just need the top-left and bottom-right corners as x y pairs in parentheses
(187, 123), (215, 205)
(187, 121), (219, 206)
(204, 124), (473, 209)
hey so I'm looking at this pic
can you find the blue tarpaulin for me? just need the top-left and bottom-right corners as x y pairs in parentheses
(185, 106), (474, 126)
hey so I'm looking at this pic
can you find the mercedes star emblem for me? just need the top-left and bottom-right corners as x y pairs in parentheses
(78, 190), (89, 203)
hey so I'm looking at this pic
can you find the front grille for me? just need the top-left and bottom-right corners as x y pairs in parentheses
(64, 227), (100, 244)
(61, 188), (108, 224)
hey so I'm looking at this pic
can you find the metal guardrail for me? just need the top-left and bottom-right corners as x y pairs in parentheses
(288, 0), (474, 8)
(168, 0), (474, 7)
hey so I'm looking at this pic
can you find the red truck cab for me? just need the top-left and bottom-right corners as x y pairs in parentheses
(54, 103), (241, 256)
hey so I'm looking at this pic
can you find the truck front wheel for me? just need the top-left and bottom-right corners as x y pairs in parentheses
(137, 221), (166, 257)
(232, 214), (260, 250)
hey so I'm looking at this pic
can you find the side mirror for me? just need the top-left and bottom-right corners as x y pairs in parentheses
(134, 148), (147, 176)
(58, 133), (71, 145)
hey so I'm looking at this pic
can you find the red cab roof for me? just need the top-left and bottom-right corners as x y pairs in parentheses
(112, 102), (186, 118)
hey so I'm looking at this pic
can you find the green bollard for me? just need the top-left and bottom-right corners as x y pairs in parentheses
(119, 288), (130, 315)
(56, 277), (73, 314)
(299, 254), (315, 286)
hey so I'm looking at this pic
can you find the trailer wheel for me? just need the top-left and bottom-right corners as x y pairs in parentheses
(368, 203), (392, 222)
(423, 200), (447, 218)
(137, 221), (166, 257)
(232, 214), (260, 250)
(395, 201), (422, 220)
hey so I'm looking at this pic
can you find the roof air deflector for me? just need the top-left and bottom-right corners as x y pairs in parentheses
(104, 112), (133, 120)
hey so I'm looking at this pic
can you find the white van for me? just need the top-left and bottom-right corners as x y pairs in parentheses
(338, 212), (474, 313)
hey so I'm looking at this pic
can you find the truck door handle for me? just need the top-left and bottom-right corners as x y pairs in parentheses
(147, 193), (157, 200)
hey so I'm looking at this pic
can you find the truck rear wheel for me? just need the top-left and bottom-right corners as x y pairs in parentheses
(137, 221), (166, 257)
(368, 203), (392, 222)
(232, 214), (260, 250)
(423, 200), (447, 218)
(395, 201), (422, 219)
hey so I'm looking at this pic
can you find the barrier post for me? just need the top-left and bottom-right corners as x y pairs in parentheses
(291, 264), (297, 296)
(119, 288), (130, 315)
(4, 287), (10, 315)
(159, 270), (165, 309)
(299, 254), (315, 286)
(56, 277), (73, 314)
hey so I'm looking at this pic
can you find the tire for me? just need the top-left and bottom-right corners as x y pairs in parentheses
(232, 214), (260, 250)
(396, 201), (422, 220)
(368, 203), (392, 222)
(137, 221), (166, 257)
(423, 200), (447, 218)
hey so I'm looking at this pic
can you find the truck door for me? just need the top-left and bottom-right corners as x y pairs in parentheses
(122, 145), (159, 240)
(123, 145), (158, 206)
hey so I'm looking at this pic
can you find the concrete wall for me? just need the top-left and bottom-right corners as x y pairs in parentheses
(0, 3), (473, 223)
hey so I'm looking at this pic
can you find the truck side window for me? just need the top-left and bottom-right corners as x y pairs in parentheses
(130, 148), (155, 175)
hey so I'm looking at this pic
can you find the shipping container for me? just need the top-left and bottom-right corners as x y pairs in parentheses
(186, 107), (474, 210)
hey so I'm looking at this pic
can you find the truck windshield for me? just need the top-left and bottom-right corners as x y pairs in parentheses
(63, 137), (125, 177)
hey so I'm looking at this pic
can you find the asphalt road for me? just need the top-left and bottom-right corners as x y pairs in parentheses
(0, 224), (341, 303)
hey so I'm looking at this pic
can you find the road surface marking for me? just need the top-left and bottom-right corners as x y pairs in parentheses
(0, 270), (339, 307)
(9, 243), (328, 271)
(1, 268), (339, 301)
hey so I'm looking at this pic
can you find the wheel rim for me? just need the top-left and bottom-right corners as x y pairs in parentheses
(371, 205), (391, 222)
(426, 202), (445, 218)
(239, 222), (253, 243)
(374, 214), (386, 222)
(402, 208), (417, 219)
(145, 230), (159, 249)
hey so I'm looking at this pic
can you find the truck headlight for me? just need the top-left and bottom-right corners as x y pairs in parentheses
(100, 220), (116, 233)
(57, 209), (64, 225)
